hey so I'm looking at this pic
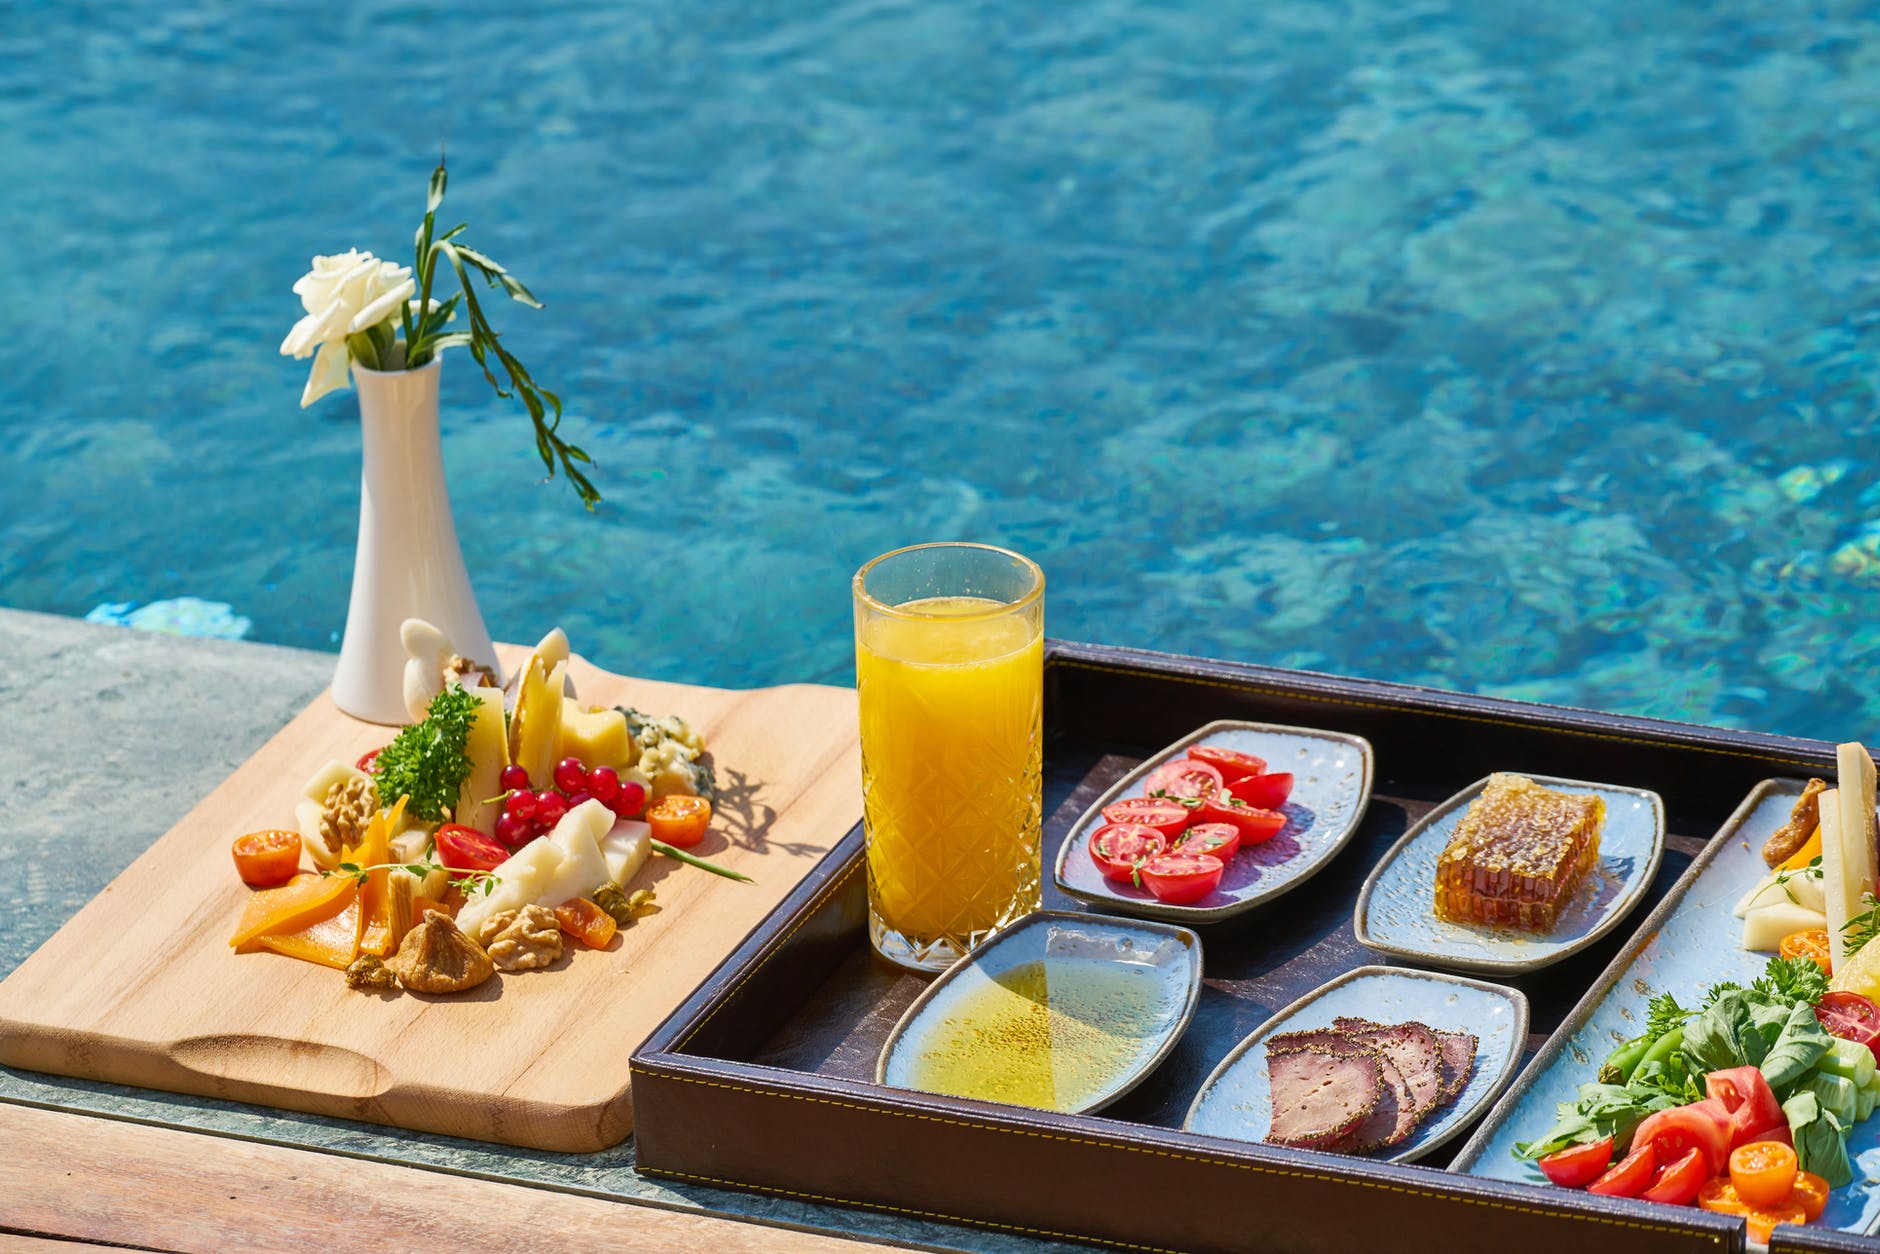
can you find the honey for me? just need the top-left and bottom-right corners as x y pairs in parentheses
(1433, 773), (1603, 932)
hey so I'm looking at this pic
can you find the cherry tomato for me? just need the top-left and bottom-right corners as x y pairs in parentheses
(436, 823), (508, 873)
(1137, 854), (1224, 905)
(1227, 772), (1294, 811)
(1088, 824), (1168, 882)
(1172, 822), (1241, 863)
(1780, 929), (1833, 972)
(1697, 1177), (1747, 1217)
(1587, 1141), (1657, 1198)
(1791, 1171), (1830, 1222)
(1196, 792), (1286, 843)
(1744, 1200), (1809, 1245)
(1729, 1140), (1799, 1210)
(1185, 744), (1267, 782)
(1536, 1137), (1613, 1188)
(356, 747), (385, 773)
(1642, 1146), (1708, 1206)
(1101, 797), (1192, 840)
(554, 896), (618, 949)
(1635, 1100), (1732, 1176)
(1706, 1065), (1787, 1150)
(1815, 990), (1880, 1050)
(1142, 760), (1223, 803)
(231, 829), (302, 887)
(647, 794), (712, 847)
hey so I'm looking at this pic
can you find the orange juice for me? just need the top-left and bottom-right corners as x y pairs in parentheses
(857, 596), (1043, 964)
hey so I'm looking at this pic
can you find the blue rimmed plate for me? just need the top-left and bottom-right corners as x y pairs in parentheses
(876, 910), (1202, 1116)
(1053, 720), (1374, 924)
(1183, 965), (1528, 1163)
(1352, 773), (1665, 975)
(1453, 779), (1880, 1237)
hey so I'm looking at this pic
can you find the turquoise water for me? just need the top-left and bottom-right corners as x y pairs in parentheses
(7, 1), (1880, 737)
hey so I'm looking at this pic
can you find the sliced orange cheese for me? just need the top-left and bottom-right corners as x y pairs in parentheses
(253, 895), (364, 969)
(229, 873), (355, 950)
(352, 796), (409, 958)
(1780, 826), (1824, 874)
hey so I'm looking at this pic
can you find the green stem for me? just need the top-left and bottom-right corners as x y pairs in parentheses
(651, 839), (753, 883)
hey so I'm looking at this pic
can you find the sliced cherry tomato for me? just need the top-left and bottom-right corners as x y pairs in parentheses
(1706, 1065), (1787, 1150)
(1587, 1141), (1657, 1198)
(1697, 1177), (1747, 1217)
(1635, 1101), (1732, 1176)
(1227, 771), (1293, 811)
(1744, 1200), (1809, 1245)
(1185, 744), (1267, 782)
(1089, 824), (1168, 882)
(1780, 928), (1833, 972)
(1196, 792), (1287, 843)
(1729, 1140), (1799, 1210)
(356, 746), (385, 773)
(1143, 759), (1223, 803)
(1172, 822), (1241, 864)
(1815, 990), (1880, 1050)
(1791, 1171), (1830, 1222)
(647, 794), (712, 847)
(1101, 797), (1192, 840)
(1536, 1137), (1613, 1188)
(1137, 853), (1224, 905)
(231, 829), (302, 887)
(1642, 1146), (1708, 1206)
(554, 896), (618, 949)
(436, 823), (509, 873)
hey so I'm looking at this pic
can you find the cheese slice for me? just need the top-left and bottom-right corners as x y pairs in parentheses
(1735, 867), (1828, 918)
(512, 659), (567, 789)
(1743, 902), (1831, 952)
(601, 820), (651, 886)
(455, 686), (510, 835)
(1824, 743), (1880, 971)
(455, 836), (566, 940)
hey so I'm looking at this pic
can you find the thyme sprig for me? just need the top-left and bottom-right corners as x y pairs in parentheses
(325, 858), (501, 898)
(1844, 891), (1880, 959)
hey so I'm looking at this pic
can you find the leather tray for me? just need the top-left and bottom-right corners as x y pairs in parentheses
(632, 641), (1831, 1253)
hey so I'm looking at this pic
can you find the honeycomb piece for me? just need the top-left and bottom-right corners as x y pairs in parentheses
(1433, 773), (1604, 932)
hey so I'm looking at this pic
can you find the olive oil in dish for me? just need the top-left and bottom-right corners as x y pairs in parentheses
(900, 956), (1187, 1112)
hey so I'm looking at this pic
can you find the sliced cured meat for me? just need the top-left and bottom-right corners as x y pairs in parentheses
(1266, 1029), (1417, 1150)
(1434, 1030), (1478, 1102)
(1265, 1046), (1382, 1149)
(1334, 1017), (1446, 1118)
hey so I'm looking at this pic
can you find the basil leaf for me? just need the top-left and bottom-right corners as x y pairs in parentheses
(1760, 1000), (1833, 1096)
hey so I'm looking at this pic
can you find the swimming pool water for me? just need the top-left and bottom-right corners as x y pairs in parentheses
(7, 0), (1880, 739)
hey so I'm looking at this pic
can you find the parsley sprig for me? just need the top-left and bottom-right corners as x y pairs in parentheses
(1644, 990), (1693, 1041)
(371, 685), (482, 823)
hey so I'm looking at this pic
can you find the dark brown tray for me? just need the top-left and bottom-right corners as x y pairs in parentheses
(633, 641), (1834, 1254)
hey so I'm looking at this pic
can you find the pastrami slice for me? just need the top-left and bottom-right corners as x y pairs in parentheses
(1333, 1016), (1445, 1118)
(1264, 1045), (1382, 1148)
(1435, 1030), (1478, 1102)
(1270, 1027), (1418, 1150)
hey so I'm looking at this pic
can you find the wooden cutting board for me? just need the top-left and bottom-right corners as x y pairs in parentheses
(0, 647), (860, 1152)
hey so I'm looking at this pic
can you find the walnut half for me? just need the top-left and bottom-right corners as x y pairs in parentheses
(319, 775), (378, 858)
(477, 905), (564, 971)
(386, 915), (495, 993)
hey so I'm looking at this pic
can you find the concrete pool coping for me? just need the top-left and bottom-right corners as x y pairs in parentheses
(0, 605), (1062, 1254)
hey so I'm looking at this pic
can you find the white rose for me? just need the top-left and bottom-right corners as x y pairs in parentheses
(279, 249), (416, 407)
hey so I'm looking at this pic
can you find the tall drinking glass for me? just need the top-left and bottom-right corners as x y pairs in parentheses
(854, 543), (1045, 972)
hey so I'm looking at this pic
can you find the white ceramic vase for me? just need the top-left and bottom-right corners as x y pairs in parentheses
(330, 357), (499, 724)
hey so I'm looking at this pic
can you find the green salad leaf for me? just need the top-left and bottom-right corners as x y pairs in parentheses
(1785, 1090), (1855, 1187)
(1760, 1000), (1834, 1094)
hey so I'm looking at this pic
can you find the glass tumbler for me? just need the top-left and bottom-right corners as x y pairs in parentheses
(853, 542), (1045, 971)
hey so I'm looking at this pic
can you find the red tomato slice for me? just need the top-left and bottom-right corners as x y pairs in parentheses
(1816, 990), (1880, 1050)
(356, 746), (385, 773)
(1088, 824), (1168, 883)
(1195, 792), (1287, 843)
(1537, 1137), (1613, 1188)
(1635, 1101), (1732, 1177)
(1706, 1065), (1787, 1150)
(1143, 759), (1223, 803)
(1641, 1147), (1708, 1206)
(1185, 744), (1267, 782)
(1100, 797), (1192, 840)
(1137, 854), (1224, 905)
(1227, 772), (1293, 811)
(1172, 822), (1241, 863)
(1587, 1142), (1657, 1198)
(436, 823), (509, 873)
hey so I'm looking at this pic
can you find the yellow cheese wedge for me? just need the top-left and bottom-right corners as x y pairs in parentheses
(512, 658), (567, 789)
(455, 686), (510, 835)
(558, 699), (632, 771)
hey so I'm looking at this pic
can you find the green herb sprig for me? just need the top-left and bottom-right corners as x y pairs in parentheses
(324, 858), (501, 897)
(1644, 990), (1693, 1041)
(1843, 891), (1880, 959)
(371, 685), (482, 823)
(651, 839), (754, 883)
(1752, 954), (1831, 1005)
(390, 159), (597, 508)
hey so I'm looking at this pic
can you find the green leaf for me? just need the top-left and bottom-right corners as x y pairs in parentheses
(497, 272), (542, 308)
(453, 244), (507, 275)
(1761, 1000), (1833, 1094)
(345, 330), (381, 371)
(428, 163), (448, 213)
(427, 332), (475, 353)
